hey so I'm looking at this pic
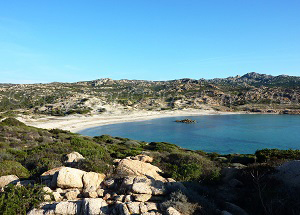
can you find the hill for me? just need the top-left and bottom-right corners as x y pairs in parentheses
(1, 73), (300, 117)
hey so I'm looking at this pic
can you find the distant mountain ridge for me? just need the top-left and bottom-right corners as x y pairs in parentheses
(1, 72), (300, 115)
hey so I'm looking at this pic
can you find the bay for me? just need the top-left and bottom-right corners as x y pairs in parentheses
(79, 114), (300, 154)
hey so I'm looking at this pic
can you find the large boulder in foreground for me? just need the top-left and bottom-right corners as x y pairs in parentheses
(83, 172), (106, 190)
(115, 157), (166, 182)
(56, 167), (86, 188)
(275, 160), (300, 189)
(0, 175), (19, 188)
(41, 166), (65, 188)
(82, 198), (109, 215)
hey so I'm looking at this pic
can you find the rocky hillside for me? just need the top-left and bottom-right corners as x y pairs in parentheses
(1, 118), (300, 214)
(1, 72), (300, 116)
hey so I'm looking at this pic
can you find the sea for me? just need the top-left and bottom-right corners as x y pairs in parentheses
(79, 114), (300, 154)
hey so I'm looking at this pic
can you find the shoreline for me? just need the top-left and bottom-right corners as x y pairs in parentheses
(18, 109), (244, 133)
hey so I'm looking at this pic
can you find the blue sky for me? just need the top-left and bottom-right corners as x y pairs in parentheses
(0, 0), (300, 83)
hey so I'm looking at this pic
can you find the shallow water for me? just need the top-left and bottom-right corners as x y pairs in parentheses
(79, 114), (300, 154)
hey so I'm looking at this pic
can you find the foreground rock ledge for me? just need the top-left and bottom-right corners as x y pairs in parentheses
(26, 154), (183, 215)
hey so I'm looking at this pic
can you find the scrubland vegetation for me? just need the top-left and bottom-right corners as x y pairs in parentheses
(0, 117), (300, 214)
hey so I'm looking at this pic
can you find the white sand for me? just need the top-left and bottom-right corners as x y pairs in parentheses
(18, 109), (242, 133)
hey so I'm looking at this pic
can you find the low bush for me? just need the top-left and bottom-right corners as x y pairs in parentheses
(0, 185), (45, 215)
(66, 108), (92, 115)
(255, 149), (300, 162)
(145, 142), (180, 152)
(0, 160), (30, 178)
(161, 191), (199, 215)
(0, 118), (26, 127)
(159, 152), (220, 182)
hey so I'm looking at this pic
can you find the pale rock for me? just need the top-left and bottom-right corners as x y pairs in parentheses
(145, 202), (158, 211)
(83, 172), (106, 190)
(43, 186), (53, 193)
(121, 176), (135, 190)
(116, 158), (166, 181)
(124, 195), (133, 202)
(133, 154), (154, 163)
(144, 212), (156, 215)
(133, 194), (152, 202)
(41, 167), (65, 180)
(134, 176), (152, 185)
(44, 194), (52, 201)
(166, 178), (176, 183)
(113, 159), (121, 163)
(55, 201), (82, 215)
(65, 189), (80, 200)
(150, 180), (166, 195)
(106, 200), (114, 205)
(65, 152), (85, 163)
(52, 191), (62, 202)
(103, 178), (115, 188)
(140, 202), (148, 213)
(56, 188), (64, 193)
(0, 175), (19, 188)
(85, 191), (98, 198)
(119, 203), (130, 215)
(103, 193), (111, 200)
(127, 202), (140, 214)
(82, 198), (108, 215)
(166, 207), (181, 215)
(56, 167), (85, 188)
(27, 208), (55, 215)
(96, 188), (105, 197)
(41, 166), (65, 188)
(132, 182), (152, 194)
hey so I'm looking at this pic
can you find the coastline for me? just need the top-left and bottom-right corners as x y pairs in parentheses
(18, 109), (244, 133)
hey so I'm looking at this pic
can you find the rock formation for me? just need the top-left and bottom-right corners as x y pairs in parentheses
(24, 154), (184, 215)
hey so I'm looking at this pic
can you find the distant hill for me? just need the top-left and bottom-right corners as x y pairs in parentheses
(1, 72), (300, 115)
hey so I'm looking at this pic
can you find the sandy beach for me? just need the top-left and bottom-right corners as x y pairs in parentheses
(18, 109), (242, 133)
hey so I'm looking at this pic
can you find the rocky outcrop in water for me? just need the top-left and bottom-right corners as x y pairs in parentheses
(175, 119), (197, 124)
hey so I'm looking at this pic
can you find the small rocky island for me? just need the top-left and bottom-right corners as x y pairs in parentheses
(175, 118), (197, 124)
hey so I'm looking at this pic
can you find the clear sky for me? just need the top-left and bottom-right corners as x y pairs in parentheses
(0, 0), (300, 83)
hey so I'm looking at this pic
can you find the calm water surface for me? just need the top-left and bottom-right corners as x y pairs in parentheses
(79, 114), (300, 154)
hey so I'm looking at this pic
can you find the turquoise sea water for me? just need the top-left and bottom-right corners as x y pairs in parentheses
(79, 114), (300, 154)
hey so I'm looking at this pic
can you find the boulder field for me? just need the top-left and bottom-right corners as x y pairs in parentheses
(11, 153), (182, 215)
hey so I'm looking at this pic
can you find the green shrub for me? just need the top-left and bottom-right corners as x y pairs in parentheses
(75, 159), (111, 175)
(145, 142), (180, 152)
(161, 191), (199, 215)
(161, 152), (220, 182)
(0, 185), (45, 215)
(66, 108), (92, 115)
(6, 149), (27, 161)
(0, 150), (14, 162)
(166, 163), (202, 181)
(0, 118), (26, 127)
(255, 149), (300, 162)
(93, 135), (114, 143)
(49, 128), (70, 134)
(227, 154), (256, 165)
(0, 160), (30, 178)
